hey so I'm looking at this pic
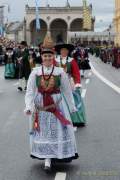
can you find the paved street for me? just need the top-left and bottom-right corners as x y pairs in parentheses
(0, 56), (120, 180)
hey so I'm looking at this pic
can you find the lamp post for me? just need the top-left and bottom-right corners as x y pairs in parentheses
(108, 25), (112, 46)
(46, 0), (50, 7)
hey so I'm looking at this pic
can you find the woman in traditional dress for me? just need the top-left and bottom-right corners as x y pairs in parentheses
(25, 34), (79, 171)
(55, 43), (86, 127)
(4, 47), (15, 79)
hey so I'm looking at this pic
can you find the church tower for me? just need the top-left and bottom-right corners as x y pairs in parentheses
(82, 0), (92, 30)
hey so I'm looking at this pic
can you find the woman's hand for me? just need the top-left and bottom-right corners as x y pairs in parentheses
(71, 107), (77, 113)
(75, 83), (82, 89)
(25, 110), (32, 115)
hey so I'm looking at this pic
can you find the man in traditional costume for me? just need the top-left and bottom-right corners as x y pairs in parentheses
(55, 43), (86, 127)
(73, 46), (91, 78)
(79, 46), (91, 78)
(25, 34), (79, 171)
(33, 43), (43, 67)
(17, 41), (31, 91)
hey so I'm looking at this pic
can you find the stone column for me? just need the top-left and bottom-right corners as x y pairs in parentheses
(67, 19), (71, 43)
(23, 18), (27, 41)
(67, 24), (71, 43)
(26, 29), (31, 45)
(47, 23), (51, 35)
(67, 29), (70, 43)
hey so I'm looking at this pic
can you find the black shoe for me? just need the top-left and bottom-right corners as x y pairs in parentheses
(18, 87), (23, 91)
(73, 122), (86, 127)
(44, 165), (51, 173)
(44, 159), (52, 172)
(24, 87), (27, 91)
(81, 75), (84, 78)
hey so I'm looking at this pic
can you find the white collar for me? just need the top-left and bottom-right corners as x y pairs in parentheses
(6, 52), (13, 56)
(42, 65), (54, 74)
(33, 65), (63, 76)
(56, 56), (73, 63)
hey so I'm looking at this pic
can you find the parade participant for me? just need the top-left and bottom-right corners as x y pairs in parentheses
(112, 46), (118, 68)
(94, 46), (100, 58)
(107, 47), (113, 64)
(25, 33), (79, 171)
(55, 43), (86, 127)
(79, 46), (91, 78)
(34, 43), (43, 67)
(89, 47), (94, 55)
(100, 47), (108, 63)
(0, 45), (4, 65)
(112, 45), (120, 68)
(29, 48), (36, 70)
(4, 47), (15, 79)
(17, 41), (31, 91)
(116, 48), (120, 68)
(14, 45), (21, 79)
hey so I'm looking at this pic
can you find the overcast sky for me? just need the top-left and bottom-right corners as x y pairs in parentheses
(1, 0), (114, 31)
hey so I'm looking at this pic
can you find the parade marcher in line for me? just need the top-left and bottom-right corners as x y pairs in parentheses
(94, 46), (100, 58)
(25, 33), (79, 171)
(55, 43), (86, 127)
(0, 45), (4, 65)
(17, 41), (31, 91)
(33, 43), (43, 67)
(89, 47), (94, 55)
(112, 46), (118, 68)
(100, 47), (108, 63)
(112, 45), (120, 68)
(74, 46), (91, 78)
(107, 47), (113, 64)
(29, 48), (36, 70)
(116, 49), (120, 68)
(14, 45), (21, 79)
(79, 47), (91, 77)
(4, 47), (15, 79)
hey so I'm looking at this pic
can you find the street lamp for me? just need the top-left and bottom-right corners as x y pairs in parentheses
(108, 24), (112, 46)
(46, 0), (50, 7)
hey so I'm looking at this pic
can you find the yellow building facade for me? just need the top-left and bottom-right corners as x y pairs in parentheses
(114, 0), (120, 45)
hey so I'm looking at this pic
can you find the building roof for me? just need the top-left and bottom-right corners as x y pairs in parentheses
(25, 4), (92, 14)
(6, 21), (23, 33)
(68, 31), (115, 37)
